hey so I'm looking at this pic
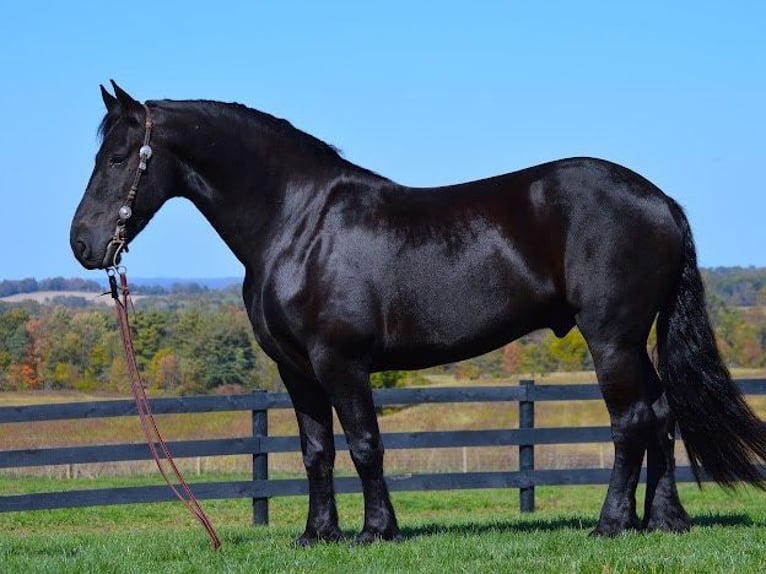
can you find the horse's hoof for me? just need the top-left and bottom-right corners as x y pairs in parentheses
(294, 534), (315, 548)
(644, 513), (691, 534)
(590, 512), (641, 538)
(355, 528), (403, 544)
(294, 528), (346, 547)
(589, 517), (641, 537)
(589, 526), (620, 538)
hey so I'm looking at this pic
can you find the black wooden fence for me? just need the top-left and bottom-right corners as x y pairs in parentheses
(1, 378), (765, 524)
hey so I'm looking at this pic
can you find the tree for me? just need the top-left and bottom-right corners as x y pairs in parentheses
(729, 323), (764, 367)
(197, 319), (256, 389)
(132, 309), (174, 368)
(149, 348), (184, 392)
(0, 308), (31, 367)
(370, 371), (407, 389)
(502, 342), (522, 375)
(107, 354), (130, 393)
(455, 362), (481, 380)
(519, 339), (555, 377)
(547, 329), (590, 371)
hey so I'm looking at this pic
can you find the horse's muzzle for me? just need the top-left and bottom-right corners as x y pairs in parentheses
(70, 225), (120, 270)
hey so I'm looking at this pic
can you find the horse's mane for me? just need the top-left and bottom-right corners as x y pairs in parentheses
(96, 98), (388, 180)
(224, 101), (345, 159)
(98, 99), (343, 159)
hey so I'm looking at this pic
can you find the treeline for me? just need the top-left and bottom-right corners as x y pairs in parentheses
(0, 299), (279, 394)
(0, 277), (102, 297)
(0, 268), (764, 393)
(702, 267), (766, 306)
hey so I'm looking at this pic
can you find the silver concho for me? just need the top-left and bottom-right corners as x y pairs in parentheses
(118, 205), (133, 221)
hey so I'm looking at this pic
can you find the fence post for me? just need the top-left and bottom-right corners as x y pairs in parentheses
(252, 390), (269, 526)
(519, 379), (535, 513)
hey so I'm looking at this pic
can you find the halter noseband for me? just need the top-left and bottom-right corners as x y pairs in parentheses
(107, 104), (154, 268)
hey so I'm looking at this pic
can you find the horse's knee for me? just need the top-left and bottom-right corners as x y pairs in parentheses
(302, 440), (335, 478)
(348, 432), (384, 478)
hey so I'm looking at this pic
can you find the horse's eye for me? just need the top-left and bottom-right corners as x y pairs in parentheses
(109, 155), (126, 167)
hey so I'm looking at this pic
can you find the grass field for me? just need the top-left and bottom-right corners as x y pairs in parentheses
(1, 477), (765, 573)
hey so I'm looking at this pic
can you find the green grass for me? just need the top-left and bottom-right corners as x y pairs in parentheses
(1, 478), (766, 573)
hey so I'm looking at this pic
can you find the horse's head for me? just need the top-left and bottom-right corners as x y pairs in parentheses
(71, 81), (175, 269)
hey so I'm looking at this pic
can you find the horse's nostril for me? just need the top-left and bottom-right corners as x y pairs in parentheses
(76, 239), (91, 260)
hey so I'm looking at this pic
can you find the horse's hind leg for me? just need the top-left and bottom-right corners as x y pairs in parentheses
(643, 355), (690, 532)
(582, 336), (654, 536)
(279, 364), (344, 545)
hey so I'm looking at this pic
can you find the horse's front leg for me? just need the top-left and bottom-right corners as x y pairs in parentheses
(314, 355), (401, 543)
(279, 364), (345, 546)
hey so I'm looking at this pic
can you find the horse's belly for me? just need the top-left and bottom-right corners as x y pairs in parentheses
(374, 271), (561, 371)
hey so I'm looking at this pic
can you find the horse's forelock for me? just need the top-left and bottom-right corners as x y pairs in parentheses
(97, 111), (118, 142)
(96, 109), (141, 142)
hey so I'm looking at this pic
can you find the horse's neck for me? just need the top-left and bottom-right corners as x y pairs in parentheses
(166, 103), (343, 266)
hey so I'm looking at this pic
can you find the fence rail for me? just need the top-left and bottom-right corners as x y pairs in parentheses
(1, 378), (765, 523)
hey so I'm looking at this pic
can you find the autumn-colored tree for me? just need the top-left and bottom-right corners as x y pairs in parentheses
(107, 354), (130, 393)
(20, 363), (38, 389)
(729, 323), (764, 367)
(149, 348), (184, 391)
(502, 342), (522, 375)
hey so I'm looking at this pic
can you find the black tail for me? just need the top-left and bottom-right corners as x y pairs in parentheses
(657, 200), (766, 488)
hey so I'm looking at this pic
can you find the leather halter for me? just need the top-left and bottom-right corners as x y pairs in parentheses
(106, 104), (153, 268)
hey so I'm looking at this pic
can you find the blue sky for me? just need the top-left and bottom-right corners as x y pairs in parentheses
(1, 2), (764, 280)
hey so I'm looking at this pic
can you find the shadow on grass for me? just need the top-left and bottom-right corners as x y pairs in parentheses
(401, 516), (597, 539)
(401, 512), (762, 540)
(216, 513), (762, 547)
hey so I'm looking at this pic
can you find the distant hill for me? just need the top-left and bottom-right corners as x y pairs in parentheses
(702, 267), (766, 306)
(1, 270), (764, 306)
(126, 277), (243, 289)
(0, 291), (111, 307)
(0, 276), (242, 299)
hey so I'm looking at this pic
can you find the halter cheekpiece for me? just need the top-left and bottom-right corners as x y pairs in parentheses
(108, 103), (153, 267)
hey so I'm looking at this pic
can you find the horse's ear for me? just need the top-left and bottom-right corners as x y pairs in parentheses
(110, 79), (143, 115)
(100, 84), (118, 112)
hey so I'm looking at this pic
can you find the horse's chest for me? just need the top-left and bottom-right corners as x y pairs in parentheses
(243, 271), (317, 367)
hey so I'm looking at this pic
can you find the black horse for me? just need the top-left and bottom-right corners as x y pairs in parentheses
(71, 82), (766, 543)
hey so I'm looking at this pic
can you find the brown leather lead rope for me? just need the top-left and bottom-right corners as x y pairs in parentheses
(108, 268), (221, 550)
